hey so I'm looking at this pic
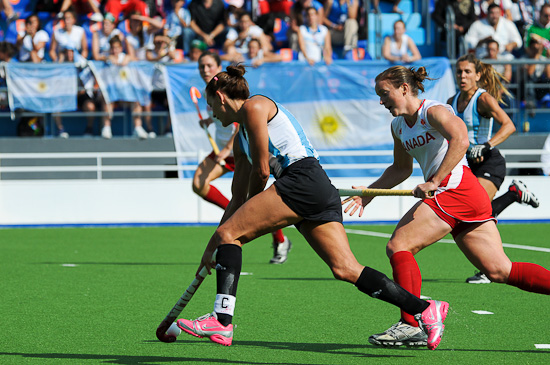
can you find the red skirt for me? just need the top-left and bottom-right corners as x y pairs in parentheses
(423, 166), (495, 234)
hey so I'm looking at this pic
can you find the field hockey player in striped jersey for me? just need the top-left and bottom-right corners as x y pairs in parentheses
(176, 64), (449, 350)
(343, 65), (550, 348)
(449, 54), (540, 284)
(194, 51), (291, 264)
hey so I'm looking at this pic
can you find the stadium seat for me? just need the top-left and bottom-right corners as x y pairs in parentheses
(273, 17), (289, 49)
(117, 19), (131, 36)
(278, 48), (295, 62)
(344, 47), (371, 61)
(4, 19), (26, 44)
(174, 49), (184, 63)
(9, 0), (38, 20)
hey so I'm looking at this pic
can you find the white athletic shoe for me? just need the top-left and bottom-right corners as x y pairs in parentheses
(101, 126), (112, 139)
(269, 236), (291, 264)
(134, 125), (148, 139)
(148, 131), (157, 139)
(466, 271), (491, 284)
(368, 321), (428, 347)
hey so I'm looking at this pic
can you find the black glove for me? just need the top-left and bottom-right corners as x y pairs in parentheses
(468, 142), (492, 160)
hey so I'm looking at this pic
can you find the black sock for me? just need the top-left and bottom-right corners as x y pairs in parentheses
(215, 244), (242, 326)
(492, 191), (517, 217)
(355, 266), (429, 316)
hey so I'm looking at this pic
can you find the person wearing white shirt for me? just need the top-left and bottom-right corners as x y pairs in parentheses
(222, 12), (270, 63)
(465, 3), (522, 58)
(92, 13), (124, 61)
(298, 7), (332, 65)
(16, 14), (50, 63)
(49, 9), (88, 62)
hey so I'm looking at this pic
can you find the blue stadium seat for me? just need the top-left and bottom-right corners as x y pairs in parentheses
(4, 19), (25, 44)
(377, 0), (413, 14)
(272, 17), (289, 49)
(368, 13), (421, 34)
(9, 0), (38, 20)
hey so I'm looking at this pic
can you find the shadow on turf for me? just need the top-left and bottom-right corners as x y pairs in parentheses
(36, 262), (198, 266)
(143, 339), (410, 359)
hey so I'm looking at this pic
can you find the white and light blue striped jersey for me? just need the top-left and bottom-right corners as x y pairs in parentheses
(451, 88), (493, 145)
(237, 97), (319, 178)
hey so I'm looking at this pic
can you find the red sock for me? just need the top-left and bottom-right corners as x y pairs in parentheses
(272, 229), (285, 243)
(507, 262), (550, 294)
(390, 251), (422, 326)
(204, 185), (229, 210)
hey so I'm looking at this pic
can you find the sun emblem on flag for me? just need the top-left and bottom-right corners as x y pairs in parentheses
(313, 106), (347, 146)
(37, 81), (48, 93)
(420, 119), (426, 125)
(119, 68), (128, 80)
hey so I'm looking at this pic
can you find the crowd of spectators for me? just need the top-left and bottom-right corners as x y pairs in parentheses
(1, 0), (550, 137)
(433, 0), (550, 119)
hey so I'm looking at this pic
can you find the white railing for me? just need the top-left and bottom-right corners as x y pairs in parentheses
(0, 149), (547, 180)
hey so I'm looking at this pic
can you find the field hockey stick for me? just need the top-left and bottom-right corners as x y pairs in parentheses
(156, 249), (218, 343)
(189, 86), (226, 167)
(338, 188), (433, 197)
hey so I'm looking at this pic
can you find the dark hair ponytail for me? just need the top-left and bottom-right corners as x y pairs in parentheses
(375, 65), (434, 96)
(206, 64), (250, 100)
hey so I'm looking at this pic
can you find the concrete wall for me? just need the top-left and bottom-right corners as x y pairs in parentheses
(0, 176), (547, 227)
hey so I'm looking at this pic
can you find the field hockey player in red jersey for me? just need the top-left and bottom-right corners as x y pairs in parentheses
(343, 65), (550, 348)
(176, 64), (449, 350)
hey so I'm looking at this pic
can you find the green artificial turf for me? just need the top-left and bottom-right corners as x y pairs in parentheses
(1, 224), (549, 364)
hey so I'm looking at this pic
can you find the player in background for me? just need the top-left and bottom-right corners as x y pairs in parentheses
(193, 52), (291, 264)
(449, 54), (540, 284)
(343, 65), (550, 348)
(177, 64), (449, 350)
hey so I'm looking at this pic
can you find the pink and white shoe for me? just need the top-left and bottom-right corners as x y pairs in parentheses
(414, 300), (449, 350)
(177, 312), (233, 346)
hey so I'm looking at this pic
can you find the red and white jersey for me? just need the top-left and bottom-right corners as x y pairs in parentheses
(207, 105), (237, 156)
(391, 99), (468, 189)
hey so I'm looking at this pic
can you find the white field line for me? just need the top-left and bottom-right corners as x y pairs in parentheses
(345, 229), (550, 253)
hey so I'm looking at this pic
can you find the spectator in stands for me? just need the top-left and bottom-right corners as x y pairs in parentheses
(0, 41), (17, 62)
(520, 34), (550, 110)
(244, 37), (282, 67)
(105, 0), (150, 21)
(125, 11), (163, 60)
(289, 0), (325, 51)
(16, 14), (50, 63)
(188, 0), (228, 49)
(432, 0), (477, 57)
(524, 3), (550, 57)
(59, 0), (102, 18)
(49, 9), (88, 62)
(188, 39), (207, 61)
(480, 0), (513, 21)
(382, 19), (422, 63)
(225, 0), (244, 30)
(464, 3), (522, 58)
(0, 0), (17, 23)
(92, 13), (124, 61)
(143, 34), (176, 138)
(485, 39), (512, 84)
(323, 0), (359, 53)
(298, 7), (332, 66)
(222, 12), (271, 63)
(164, 0), (193, 54)
(102, 35), (152, 139)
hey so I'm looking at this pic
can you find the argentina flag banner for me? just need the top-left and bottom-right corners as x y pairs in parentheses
(164, 58), (456, 178)
(5, 63), (77, 113)
(91, 61), (155, 106)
